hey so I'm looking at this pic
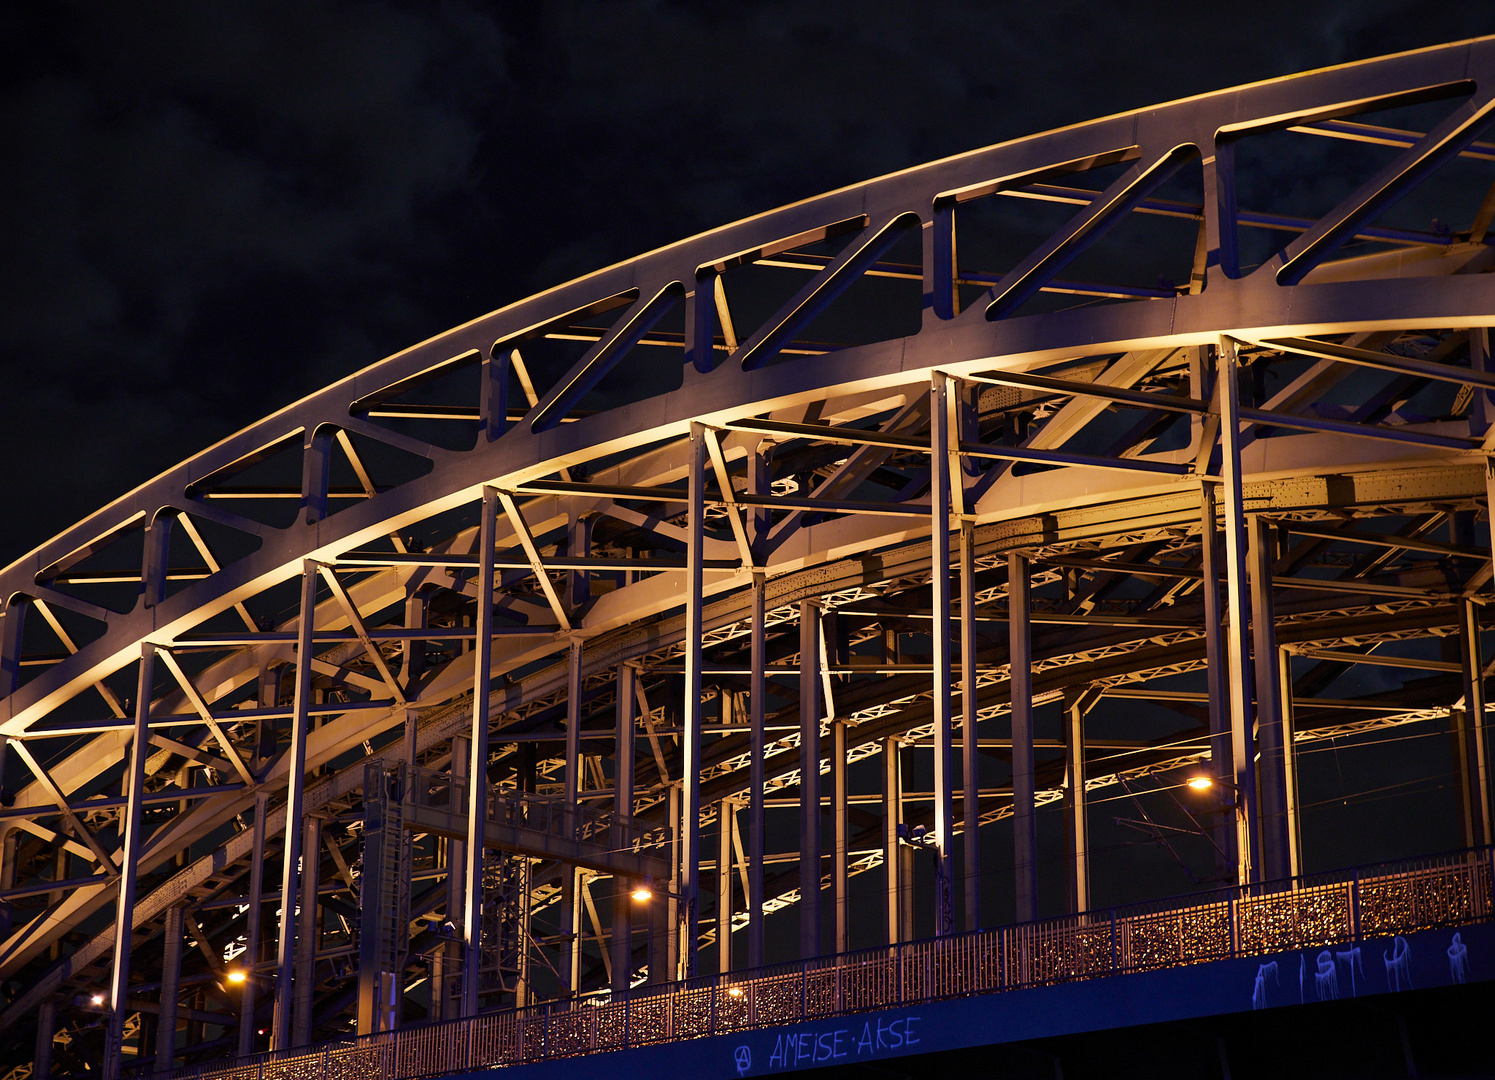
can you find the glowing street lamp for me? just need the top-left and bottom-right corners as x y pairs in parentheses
(1184, 773), (1239, 810)
(226, 970), (248, 985)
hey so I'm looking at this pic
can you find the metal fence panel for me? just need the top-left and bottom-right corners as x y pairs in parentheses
(151, 847), (1495, 1080)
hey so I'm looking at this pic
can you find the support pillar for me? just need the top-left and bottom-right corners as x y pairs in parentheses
(293, 814), (321, 1044)
(1200, 482), (1237, 880)
(0, 825), (15, 940)
(104, 643), (154, 1080)
(272, 564), (316, 1049)
(682, 424), (707, 977)
(561, 639), (582, 995)
(1218, 338), (1261, 883)
(717, 797), (734, 971)
(744, 440), (770, 969)
(447, 735), (471, 1012)
(929, 375), (956, 936)
(35, 999), (55, 1080)
(798, 599), (822, 957)
(461, 489), (498, 1015)
(156, 904), (183, 1071)
(612, 663), (635, 995)
(883, 737), (900, 945)
(1063, 692), (1090, 914)
(831, 719), (848, 953)
(747, 571), (767, 969)
(1009, 554), (1037, 923)
(1278, 645), (1301, 878)
(565, 867), (583, 992)
(959, 519), (980, 931)
(666, 784), (681, 979)
(1458, 599), (1493, 847)
(239, 791), (266, 1057)
(1249, 518), (1292, 880)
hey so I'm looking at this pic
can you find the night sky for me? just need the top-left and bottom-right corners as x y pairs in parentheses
(2, 1), (1494, 567)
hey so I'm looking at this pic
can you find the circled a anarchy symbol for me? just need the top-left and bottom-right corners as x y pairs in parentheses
(734, 1045), (752, 1076)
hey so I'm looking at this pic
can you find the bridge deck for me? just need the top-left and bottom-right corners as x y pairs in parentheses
(155, 847), (1495, 1080)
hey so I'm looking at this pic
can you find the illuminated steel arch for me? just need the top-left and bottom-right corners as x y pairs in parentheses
(2, 37), (1494, 1076)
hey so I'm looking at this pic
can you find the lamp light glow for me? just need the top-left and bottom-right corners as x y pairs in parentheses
(1186, 776), (1214, 791)
(728, 986), (744, 998)
(90, 994), (104, 1006)
(631, 886), (653, 902)
(226, 970), (247, 984)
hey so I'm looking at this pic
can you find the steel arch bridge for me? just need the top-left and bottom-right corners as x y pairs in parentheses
(2, 36), (1495, 1079)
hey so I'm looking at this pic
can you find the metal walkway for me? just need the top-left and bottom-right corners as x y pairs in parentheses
(155, 847), (1494, 1080)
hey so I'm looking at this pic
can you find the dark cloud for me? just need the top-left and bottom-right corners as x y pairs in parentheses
(0, 0), (1491, 560)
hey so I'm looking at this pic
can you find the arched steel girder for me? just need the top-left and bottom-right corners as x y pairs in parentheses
(2, 36), (1494, 1054)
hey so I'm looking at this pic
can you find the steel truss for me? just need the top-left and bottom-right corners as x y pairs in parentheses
(1, 37), (1494, 1078)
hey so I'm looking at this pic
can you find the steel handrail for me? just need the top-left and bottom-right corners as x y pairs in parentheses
(156, 845), (1495, 1080)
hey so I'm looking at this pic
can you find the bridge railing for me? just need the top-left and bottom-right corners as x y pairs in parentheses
(158, 846), (1495, 1080)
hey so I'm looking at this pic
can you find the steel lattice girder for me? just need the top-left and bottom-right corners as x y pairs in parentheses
(1, 36), (1495, 1050)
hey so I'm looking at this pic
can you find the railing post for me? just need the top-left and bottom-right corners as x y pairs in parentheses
(1351, 870), (1361, 942)
(1229, 893), (1239, 957)
(1109, 910), (1117, 974)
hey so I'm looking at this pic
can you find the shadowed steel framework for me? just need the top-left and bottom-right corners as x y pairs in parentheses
(1, 37), (1494, 1079)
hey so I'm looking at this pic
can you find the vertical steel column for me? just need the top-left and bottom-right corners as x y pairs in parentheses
(1460, 599), (1493, 846)
(0, 824), (14, 941)
(562, 639), (583, 994)
(747, 571), (767, 969)
(717, 797), (734, 972)
(746, 441), (769, 970)
(156, 904), (183, 1071)
(1217, 338), (1261, 883)
(612, 663), (635, 994)
(35, 999), (54, 1080)
(1249, 518), (1292, 882)
(665, 783), (681, 979)
(683, 423), (707, 978)
(1009, 554), (1037, 923)
(104, 643), (154, 1080)
(272, 564), (316, 1048)
(1277, 646), (1301, 878)
(461, 489), (498, 1015)
(1199, 482), (1237, 878)
(883, 736), (900, 945)
(568, 513), (593, 610)
(403, 592), (427, 771)
(960, 520), (980, 931)
(238, 791), (266, 1057)
(1064, 694), (1089, 913)
(293, 814), (321, 1044)
(798, 600), (823, 957)
(447, 735), (471, 1010)
(831, 719), (848, 953)
(566, 867), (583, 992)
(929, 375), (955, 936)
